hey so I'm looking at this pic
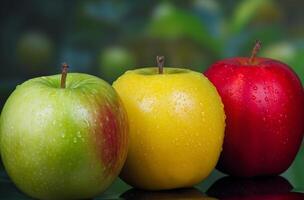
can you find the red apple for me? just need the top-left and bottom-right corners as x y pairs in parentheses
(204, 41), (304, 177)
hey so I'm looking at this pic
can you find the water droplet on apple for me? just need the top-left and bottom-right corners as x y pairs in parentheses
(265, 97), (269, 102)
(283, 138), (289, 145)
(73, 138), (77, 143)
(253, 86), (257, 90)
(227, 91), (233, 97)
(262, 117), (266, 121)
(251, 95), (256, 100)
(77, 131), (81, 138)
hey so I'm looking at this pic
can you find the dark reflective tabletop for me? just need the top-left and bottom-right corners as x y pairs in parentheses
(1, 147), (304, 199)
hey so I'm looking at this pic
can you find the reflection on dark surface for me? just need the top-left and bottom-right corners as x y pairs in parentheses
(207, 176), (304, 200)
(207, 176), (293, 196)
(121, 188), (214, 200)
(0, 161), (7, 179)
(0, 178), (31, 200)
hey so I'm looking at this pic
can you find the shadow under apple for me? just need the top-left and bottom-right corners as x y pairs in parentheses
(0, 178), (31, 200)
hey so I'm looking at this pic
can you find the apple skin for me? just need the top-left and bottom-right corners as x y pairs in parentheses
(204, 57), (304, 177)
(0, 73), (128, 199)
(113, 67), (225, 190)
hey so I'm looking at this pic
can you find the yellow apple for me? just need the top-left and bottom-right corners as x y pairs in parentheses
(113, 63), (225, 190)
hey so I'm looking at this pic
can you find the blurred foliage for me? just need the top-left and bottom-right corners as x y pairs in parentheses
(1, 0), (303, 80)
(147, 2), (221, 54)
(98, 46), (136, 82)
(16, 31), (54, 74)
(1, 0), (302, 104)
(0, 0), (303, 198)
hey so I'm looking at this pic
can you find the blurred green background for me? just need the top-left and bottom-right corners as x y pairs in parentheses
(0, 0), (303, 199)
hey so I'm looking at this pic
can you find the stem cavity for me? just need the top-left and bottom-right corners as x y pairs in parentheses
(156, 56), (165, 74)
(249, 40), (262, 64)
(61, 63), (69, 88)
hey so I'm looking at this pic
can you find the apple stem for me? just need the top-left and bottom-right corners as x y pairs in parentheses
(249, 40), (262, 64)
(156, 56), (164, 74)
(61, 63), (69, 89)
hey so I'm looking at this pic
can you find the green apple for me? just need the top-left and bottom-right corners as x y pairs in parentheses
(98, 46), (136, 83)
(0, 64), (128, 199)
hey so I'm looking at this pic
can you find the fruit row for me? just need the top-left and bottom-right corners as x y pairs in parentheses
(0, 42), (303, 199)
